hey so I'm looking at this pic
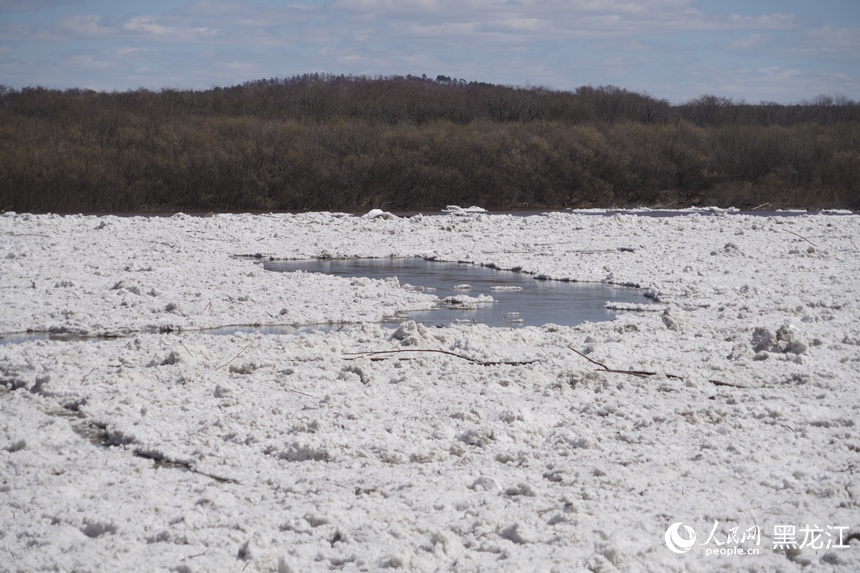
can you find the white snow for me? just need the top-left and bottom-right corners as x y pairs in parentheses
(443, 205), (488, 215)
(2, 210), (859, 572)
(362, 209), (397, 220)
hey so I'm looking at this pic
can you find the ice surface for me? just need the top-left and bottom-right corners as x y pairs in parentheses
(1, 210), (859, 571)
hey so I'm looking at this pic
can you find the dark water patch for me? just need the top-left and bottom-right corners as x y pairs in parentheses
(192, 323), (353, 336)
(264, 258), (656, 328)
(0, 325), (335, 345)
(0, 331), (119, 345)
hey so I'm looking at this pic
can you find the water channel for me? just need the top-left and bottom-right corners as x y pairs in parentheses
(263, 258), (654, 329)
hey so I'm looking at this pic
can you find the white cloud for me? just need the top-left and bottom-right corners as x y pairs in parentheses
(322, 0), (808, 53)
(0, 22), (33, 41)
(112, 47), (151, 58)
(802, 26), (860, 59)
(59, 15), (114, 38)
(566, 0), (692, 13)
(0, 0), (75, 12)
(221, 60), (264, 75)
(66, 54), (115, 70)
(757, 66), (801, 79)
(122, 15), (218, 42)
(727, 34), (771, 50)
(491, 17), (542, 32)
(401, 22), (479, 37)
(332, 0), (445, 12)
(726, 12), (797, 30)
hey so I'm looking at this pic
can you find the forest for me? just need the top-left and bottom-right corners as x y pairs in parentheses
(2, 74), (858, 213)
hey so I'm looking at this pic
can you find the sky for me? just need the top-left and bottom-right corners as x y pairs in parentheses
(1, 0), (858, 103)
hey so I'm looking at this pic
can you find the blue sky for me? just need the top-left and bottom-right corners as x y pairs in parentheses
(1, 0), (858, 103)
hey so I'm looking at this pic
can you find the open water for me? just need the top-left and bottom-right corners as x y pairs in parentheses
(264, 257), (654, 328)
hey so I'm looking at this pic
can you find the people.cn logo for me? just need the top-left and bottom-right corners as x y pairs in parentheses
(665, 522), (697, 554)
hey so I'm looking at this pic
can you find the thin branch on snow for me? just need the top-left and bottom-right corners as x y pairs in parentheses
(784, 229), (818, 247)
(285, 386), (315, 397)
(566, 345), (746, 388)
(133, 449), (238, 484)
(707, 378), (747, 388)
(179, 340), (194, 358)
(567, 345), (680, 379)
(215, 341), (254, 370)
(344, 348), (542, 366)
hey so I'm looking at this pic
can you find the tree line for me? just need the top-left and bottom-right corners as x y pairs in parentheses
(1, 74), (858, 213)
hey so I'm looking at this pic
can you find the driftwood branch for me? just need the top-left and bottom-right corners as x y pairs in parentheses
(179, 340), (194, 358)
(215, 341), (254, 370)
(784, 229), (818, 247)
(567, 345), (746, 388)
(567, 346), (682, 379)
(80, 367), (96, 385)
(285, 386), (315, 397)
(133, 449), (238, 483)
(708, 379), (745, 388)
(344, 348), (541, 366)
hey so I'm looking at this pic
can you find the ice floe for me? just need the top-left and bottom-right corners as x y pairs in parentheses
(1, 209), (859, 571)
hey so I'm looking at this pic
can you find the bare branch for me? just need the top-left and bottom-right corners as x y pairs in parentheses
(215, 341), (254, 370)
(784, 229), (818, 247)
(567, 345), (742, 386)
(344, 348), (541, 366)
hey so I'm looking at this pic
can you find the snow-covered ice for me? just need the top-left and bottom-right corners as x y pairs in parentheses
(1, 210), (859, 572)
